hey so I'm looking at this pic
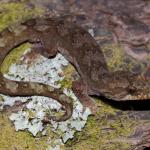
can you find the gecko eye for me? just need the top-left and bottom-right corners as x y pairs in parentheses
(128, 87), (136, 95)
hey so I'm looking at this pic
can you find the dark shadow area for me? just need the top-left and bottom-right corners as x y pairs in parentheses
(92, 95), (150, 111)
(144, 147), (150, 150)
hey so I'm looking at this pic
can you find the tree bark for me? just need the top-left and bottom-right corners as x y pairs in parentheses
(1, 0), (150, 149)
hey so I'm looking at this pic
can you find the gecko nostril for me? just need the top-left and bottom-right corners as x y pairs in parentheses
(35, 38), (41, 42)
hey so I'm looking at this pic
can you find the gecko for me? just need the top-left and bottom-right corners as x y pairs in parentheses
(0, 17), (150, 122)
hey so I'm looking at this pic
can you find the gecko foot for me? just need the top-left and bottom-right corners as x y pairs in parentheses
(79, 95), (98, 114)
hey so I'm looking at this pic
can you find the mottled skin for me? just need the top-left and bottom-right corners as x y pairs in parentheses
(0, 17), (150, 121)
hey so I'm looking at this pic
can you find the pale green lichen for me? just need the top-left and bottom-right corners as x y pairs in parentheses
(27, 109), (36, 119)
(102, 43), (146, 73)
(0, 95), (4, 102)
(1, 43), (31, 73)
(101, 43), (125, 71)
(65, 99), (137, 150)
(0, 1), (45, 73)
(58, 65), (76, 89)
(0, 114), (48, 150)
(58, 77), (73, 89)
(63, 65), (76, 77)
(0, 2), (44, 31)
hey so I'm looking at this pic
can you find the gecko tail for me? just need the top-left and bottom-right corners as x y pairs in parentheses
(0, 73), (73, 122)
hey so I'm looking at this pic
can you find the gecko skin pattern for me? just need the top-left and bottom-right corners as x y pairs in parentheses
(0, 18), (150, 121)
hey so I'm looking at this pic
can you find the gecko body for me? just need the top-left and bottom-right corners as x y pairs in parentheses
(0, 18), (150, 121)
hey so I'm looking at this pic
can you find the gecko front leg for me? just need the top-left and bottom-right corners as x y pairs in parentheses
(72, 79), (98, 114)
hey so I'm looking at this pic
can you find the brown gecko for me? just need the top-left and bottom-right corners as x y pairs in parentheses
(0, 17), (150, 122)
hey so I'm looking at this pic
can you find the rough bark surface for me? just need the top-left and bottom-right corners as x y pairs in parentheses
(0, 0), (150, 149)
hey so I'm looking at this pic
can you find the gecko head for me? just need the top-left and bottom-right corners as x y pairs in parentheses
(100, 72), (150, 101)
(121, 76), (150, 101)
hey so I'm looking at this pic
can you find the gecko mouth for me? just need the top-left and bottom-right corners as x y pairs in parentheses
(121, 94), (150, 101)
(103, 86), (150, 101)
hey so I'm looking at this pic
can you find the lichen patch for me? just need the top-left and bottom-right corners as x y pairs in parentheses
(0, 49), (91, 150)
